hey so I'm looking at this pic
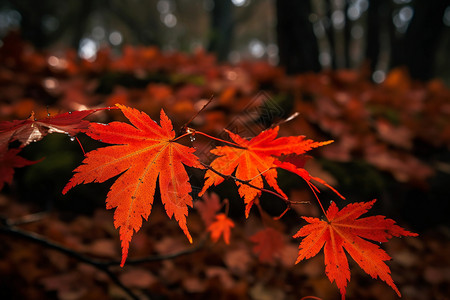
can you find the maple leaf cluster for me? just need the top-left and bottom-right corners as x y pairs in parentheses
(0, 35), (429, 299)
(60, 103), (343, 266)
(57, 104), (414, 299)
(1, 98), (418, 298)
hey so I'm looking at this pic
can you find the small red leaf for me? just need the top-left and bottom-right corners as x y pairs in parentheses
(195, 192), (222, 226)
(0, 147), (38, 191)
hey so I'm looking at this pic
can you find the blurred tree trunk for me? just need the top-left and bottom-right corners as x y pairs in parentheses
(13, 0), (48, 48)
(366, 0), (386, 72)
(343, 0), (351, 68)
(390, 0), (450, 80)
(276, 0), (320, 74)
(208, 0), (234, 62)
(70, 0), (93, 50)
(366, 0), (395, 72)
(325, 0), (337, 70)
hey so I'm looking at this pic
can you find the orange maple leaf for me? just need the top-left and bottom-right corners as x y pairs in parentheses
(63, 104), (203, 266)
(294, 200), (418, 299)
(250, 227), (285, 264)
(199, 126), (333, 216)
(207, 213), (235, 244)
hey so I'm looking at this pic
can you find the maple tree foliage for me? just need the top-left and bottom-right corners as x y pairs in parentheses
(294, 199), (418, 299)
(0, 100), (420, 297)
(199, 126), (340, 217)
(62, 104), (204, 266)
(0, 37), (445, 299)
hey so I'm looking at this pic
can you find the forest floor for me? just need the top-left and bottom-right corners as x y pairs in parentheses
(1, 193), (448, 300)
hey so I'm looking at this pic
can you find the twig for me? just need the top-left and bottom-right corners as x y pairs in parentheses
(9, 212), (48, 226)
(191, 130), (242, 148)
(0, 221), (139, 300)
(0, 218), (207, 299)
(200, 162), (288, 202)
(269, 112), (300, 129)
(180, 95), (214, 134)
(104, 236), (207, 266)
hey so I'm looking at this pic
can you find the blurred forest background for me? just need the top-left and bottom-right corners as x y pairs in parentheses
(1, 0), (450, 82)
(1, 1), (450, 299)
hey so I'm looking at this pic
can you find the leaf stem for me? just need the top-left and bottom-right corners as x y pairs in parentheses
(172, 132), (191, 142)
(223, 198), (230, 216)
(75, 136), (86, 156)
(306, 181), (328, 219)
(192, 130), (242, 147)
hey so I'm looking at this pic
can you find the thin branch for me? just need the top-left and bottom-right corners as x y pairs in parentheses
(193, 130), (242, 148)
(0, 221), (139, 300)
(104, 236), (207, 266)
(272, 200), (310, 221)
(269, 112), (300, 129)
(0, 218), (207, 299)
(180, 95), (214, 134)
(200, 162), (288, 202)
(273, 206), (290, 220)
(9, 212), (48, 226)
(172, 132), (191, 143)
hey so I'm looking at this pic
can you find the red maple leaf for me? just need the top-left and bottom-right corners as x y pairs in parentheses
(207, 213), (235, 244)
(250, 227), (285, 264)
(195, 192), (222, 226)
(63, 104), (203, 266)
(294, 200), (418, 299)
(0, 107), (113, 149)
(199, 126), (334, 215)
(0, 147), (37, 191)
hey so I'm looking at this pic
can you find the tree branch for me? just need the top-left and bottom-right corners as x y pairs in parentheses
(200, 162), (288, 202)
(0, 216), (207, 299)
